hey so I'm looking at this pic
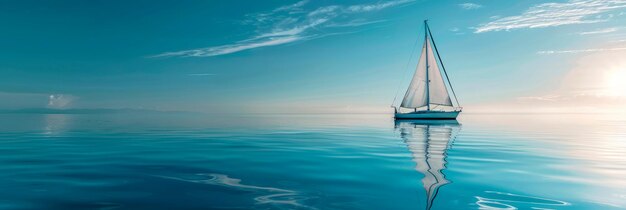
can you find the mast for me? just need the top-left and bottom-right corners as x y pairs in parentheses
(424, 20), (430, 111)
(426, 22), (461, 108)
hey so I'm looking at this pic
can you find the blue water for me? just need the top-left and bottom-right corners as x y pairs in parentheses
(0, 113), (625, 209)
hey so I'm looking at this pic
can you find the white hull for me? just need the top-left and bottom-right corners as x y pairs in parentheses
(394, 111), (460, 119)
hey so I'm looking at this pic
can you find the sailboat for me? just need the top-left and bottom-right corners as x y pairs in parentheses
(395, 119), (460, 209)
(393, 20), (462, 119)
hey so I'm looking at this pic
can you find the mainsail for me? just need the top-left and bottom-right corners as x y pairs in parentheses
(400, 29), (453, 109)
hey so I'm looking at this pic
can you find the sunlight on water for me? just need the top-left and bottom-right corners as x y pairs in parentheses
(0, 113), (624, 209)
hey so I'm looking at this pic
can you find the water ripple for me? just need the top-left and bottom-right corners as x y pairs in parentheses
(157, 173), (316, 209)
(475, 191), (570, 209)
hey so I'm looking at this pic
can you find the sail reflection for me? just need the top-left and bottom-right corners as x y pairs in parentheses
(395, 119), (461, 210)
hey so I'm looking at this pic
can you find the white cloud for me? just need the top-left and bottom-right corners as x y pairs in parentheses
(459, 3), (482, 10)
(578, 27), (619, 35)
(154, 36), (301, 57)
(252, 18), (329, 40)
(475, 0), (626, 33)
(326, 19), (388, 27)
(273, 0), (308, 12)
(47, 94), (76, 109)
(153, 0), (413, 57)
(347, 0), (413, 12)
(537, 47), (626, 54)
(307, 5), (341, 17)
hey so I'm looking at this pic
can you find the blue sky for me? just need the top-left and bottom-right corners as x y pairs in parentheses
(1, 0), (626, 113)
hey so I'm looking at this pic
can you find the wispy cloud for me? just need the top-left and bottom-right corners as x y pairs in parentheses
(578, 27), (619, 35)
(347, 0), (413, 12)
(273, 0), (309, 13)
(459, 3), (482, 10)
(154, 36), (301, 57)
(325, 19), (388, 27)
(475, 0), (626, 33)
(537, 47), (626, 54)
(153, 0), (413, 58)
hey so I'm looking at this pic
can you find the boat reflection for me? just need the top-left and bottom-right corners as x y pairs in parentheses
(395, 119), (461, 210)
(43, 114), (70, 135)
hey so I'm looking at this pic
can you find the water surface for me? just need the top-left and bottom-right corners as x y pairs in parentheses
(0, 113), (624, 209)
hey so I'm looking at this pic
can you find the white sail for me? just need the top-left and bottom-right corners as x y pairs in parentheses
(425, 38), (453, 106)
(400, 35), (453, 109)
(400, 45), (428, 108)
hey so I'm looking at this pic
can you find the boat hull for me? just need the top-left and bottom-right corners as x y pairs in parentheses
(394, 111), (460, 119)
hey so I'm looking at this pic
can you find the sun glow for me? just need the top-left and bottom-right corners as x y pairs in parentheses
(606, 68), (626, 97)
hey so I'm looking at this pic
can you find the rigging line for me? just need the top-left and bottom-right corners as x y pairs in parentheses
(426, 23), (461, 107)
(391, 24), (424, 107)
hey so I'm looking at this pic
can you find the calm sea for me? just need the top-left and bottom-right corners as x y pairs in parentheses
(0, 113), (624, 209)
